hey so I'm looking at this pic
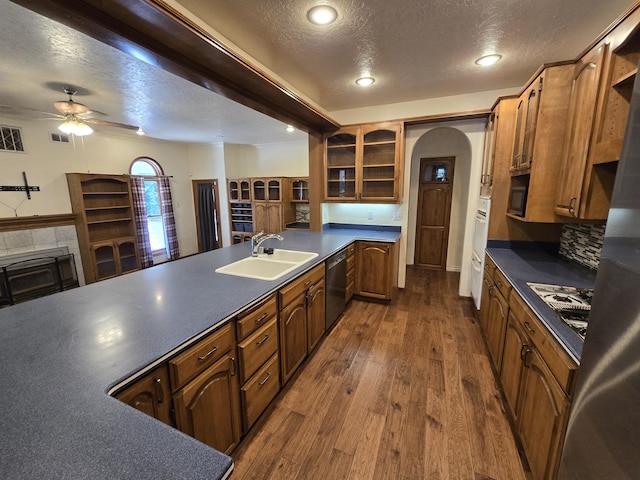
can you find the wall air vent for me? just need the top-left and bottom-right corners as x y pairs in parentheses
(50, 132), (70, 144)
(0, 125), (25, 152)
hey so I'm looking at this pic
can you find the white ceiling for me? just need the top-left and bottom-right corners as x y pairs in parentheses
(0, 0), (637, 144)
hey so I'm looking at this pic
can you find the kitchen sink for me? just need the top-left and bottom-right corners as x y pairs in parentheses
(215, 250), (318, 281)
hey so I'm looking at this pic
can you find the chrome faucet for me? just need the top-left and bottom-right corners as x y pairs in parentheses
(251, 231), (283, 257)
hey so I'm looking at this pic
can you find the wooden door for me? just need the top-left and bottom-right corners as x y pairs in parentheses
(253, 202), (268, 233)
(355, 241), (392, 299)
(192, 179), (223, 252)
(115, 366), (173, 426)
(173, 353), (241, 455)
(479, 273), (493, 333)
(500, 314), (528, 421)
(518, 348), (570, 480)
(279, 293), (308, 385)
(306, 278), (326, 352)
(486, 286), (508, 371)
(267, 203), (282, 233)
(414, 157), (455, 269)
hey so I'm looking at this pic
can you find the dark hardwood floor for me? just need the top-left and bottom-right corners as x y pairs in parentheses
(232, 267), (527, 479)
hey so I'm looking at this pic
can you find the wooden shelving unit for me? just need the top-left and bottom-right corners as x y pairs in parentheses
(66, 173), (140, 283)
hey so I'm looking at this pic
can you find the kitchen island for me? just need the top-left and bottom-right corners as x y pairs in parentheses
(0, 227), (399, 479)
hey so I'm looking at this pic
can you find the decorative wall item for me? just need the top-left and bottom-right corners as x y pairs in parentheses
(559, 223), (605, 270)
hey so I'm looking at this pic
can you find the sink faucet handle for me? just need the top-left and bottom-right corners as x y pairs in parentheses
(252, 230), (265, 240)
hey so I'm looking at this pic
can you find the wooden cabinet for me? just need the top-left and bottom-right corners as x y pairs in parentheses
(324, 122), (403, 203)
(345, 243), (355, 303)
(555, 45), (612, 219)
(115, 365), (173, 427)
(228, 178), (252, 203)
(480, 261), (578, 480)
(252, 178), (295, 234)
(278, 263), (325, 384)
(481, 263), (511, 372)
(170, 324), (242, 455)
(236, 294), (280, 432)
(291, 178), (309, 203)
(355, 241), (398, 301)
(66, 173), (140, 284)
(506, 64), (573, 223)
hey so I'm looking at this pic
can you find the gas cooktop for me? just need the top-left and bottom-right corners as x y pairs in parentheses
(527, 282), (593, 339)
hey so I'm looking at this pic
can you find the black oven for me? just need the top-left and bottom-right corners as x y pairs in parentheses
(508, 184), (528, 216)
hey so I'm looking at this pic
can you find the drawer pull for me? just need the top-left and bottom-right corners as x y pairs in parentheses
(259, 372), (272, 386)
(523, 322), (535, 334)
(256, 312), (268, 324)
(520, 344), (532, 367)
(153, 377), (164, 404)
(197, 345), (218, 361)
(256, 334), (270, 346)
(304, 279), (313, 287)
(230, 357), (236, 376)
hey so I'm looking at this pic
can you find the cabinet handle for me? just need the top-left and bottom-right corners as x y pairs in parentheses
(569, 197), (577, 215)
(197, 345), (218, 361)
(488, 285), (494, 298)
(520, 343), (532, 367)
(153, 377), (164, 404)
(229, 357), (236, 376)
(256, 312), (268, 324)
(523, 322), (535, 334)
(496, 279), (503, 288)
(304, 279), (313, 287)
(256, 334), (270, 346)
(259, 371), (272, 386)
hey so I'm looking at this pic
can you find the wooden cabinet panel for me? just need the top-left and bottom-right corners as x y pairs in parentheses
(279, 293), (308, 384)
(173, 352), (241, 455)
(115, 366), (173, 426)
(279, 263), (324, 308)
(240, 353), (280, 430)
(485, 284), (509, 371)
(355, 241), (396, 300)
(169, 323), (235, 391)
(306, 278), (326, 352)
(324, 122), (403, 203)
(237, 318), (278, 384)
(518, 349), (570, 480)
(500, 314), (528, 422)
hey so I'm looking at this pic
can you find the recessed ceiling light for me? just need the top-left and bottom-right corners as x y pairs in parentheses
(355, 77), (375, 87)
(307, 5), (338, 25)
(475, 54), (503, 66)
(286, 125), (295, 132)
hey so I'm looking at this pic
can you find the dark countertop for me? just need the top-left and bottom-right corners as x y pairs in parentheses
(486, 246), (597, 364)
(0, 228), (399, 479)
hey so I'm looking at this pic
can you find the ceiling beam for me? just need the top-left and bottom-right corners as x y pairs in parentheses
(9, 0), (339, 134)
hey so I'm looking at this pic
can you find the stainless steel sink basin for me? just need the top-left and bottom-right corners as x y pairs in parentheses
(215, 249), (318, 281)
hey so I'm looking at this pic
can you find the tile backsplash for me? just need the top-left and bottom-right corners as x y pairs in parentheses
(559, 223), (606, 270)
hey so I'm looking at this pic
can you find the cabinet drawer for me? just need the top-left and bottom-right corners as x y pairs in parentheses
(346, 253), (355, 273)
(279, 263), (325, 308)
(484, 254), (496, 281)
(347, 243), (355, 256)
(241, 353), (280, 431)
(510, 292), (578, 395)
(236, 294), (277, 340)
(237, 318), (278, 384)
(169, 323), (235, 391)
(493, 266), (512, 300)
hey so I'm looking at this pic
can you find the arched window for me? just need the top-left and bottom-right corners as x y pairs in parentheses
(130, 158), (167, 257)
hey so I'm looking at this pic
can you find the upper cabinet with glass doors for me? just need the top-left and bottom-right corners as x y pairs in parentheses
(324, 121), (404, 203)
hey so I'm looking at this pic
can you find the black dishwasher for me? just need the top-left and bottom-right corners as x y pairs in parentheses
(325, 248), (347, 331)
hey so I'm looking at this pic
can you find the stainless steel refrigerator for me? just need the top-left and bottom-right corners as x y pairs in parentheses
(558, 64), (640, 478)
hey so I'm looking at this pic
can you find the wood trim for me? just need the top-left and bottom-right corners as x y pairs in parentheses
(402, 109), (491, 126)
(0, 214), (76, 232)
(10, 0), (339, 134)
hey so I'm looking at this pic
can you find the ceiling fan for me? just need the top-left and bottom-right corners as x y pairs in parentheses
(1, 87), (144, 137)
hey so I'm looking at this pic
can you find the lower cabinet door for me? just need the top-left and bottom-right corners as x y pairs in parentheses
(279, 293), (308, 385)
(115, 366), (173, 426)
(241, 353), (280, 431)
(486, 287), (508, 371)
(500, 314), (528, 421)
(306, 279), (326, 352)
(173, 352), (241, 455)
(518, 348), (570, 480)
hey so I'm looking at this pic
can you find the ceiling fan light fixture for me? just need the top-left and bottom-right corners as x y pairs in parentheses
(355, 76), (375, 87)
(475, 54), (503, 66)
(307, 5), (338, 25)
(58, 118), (93, 136)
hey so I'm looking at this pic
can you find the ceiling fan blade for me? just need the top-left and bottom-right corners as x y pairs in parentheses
(85, 118), (140, 131)
(0, 104), (62, 119)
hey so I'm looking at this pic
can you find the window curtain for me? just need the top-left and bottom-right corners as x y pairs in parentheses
(197, 183), (220, 252)
(130, 175), (154, 268)
(158, 176), (180, 260)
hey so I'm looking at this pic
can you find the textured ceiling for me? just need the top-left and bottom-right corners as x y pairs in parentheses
(177, 0), (638, 111)
(0, 0), (638, 145)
